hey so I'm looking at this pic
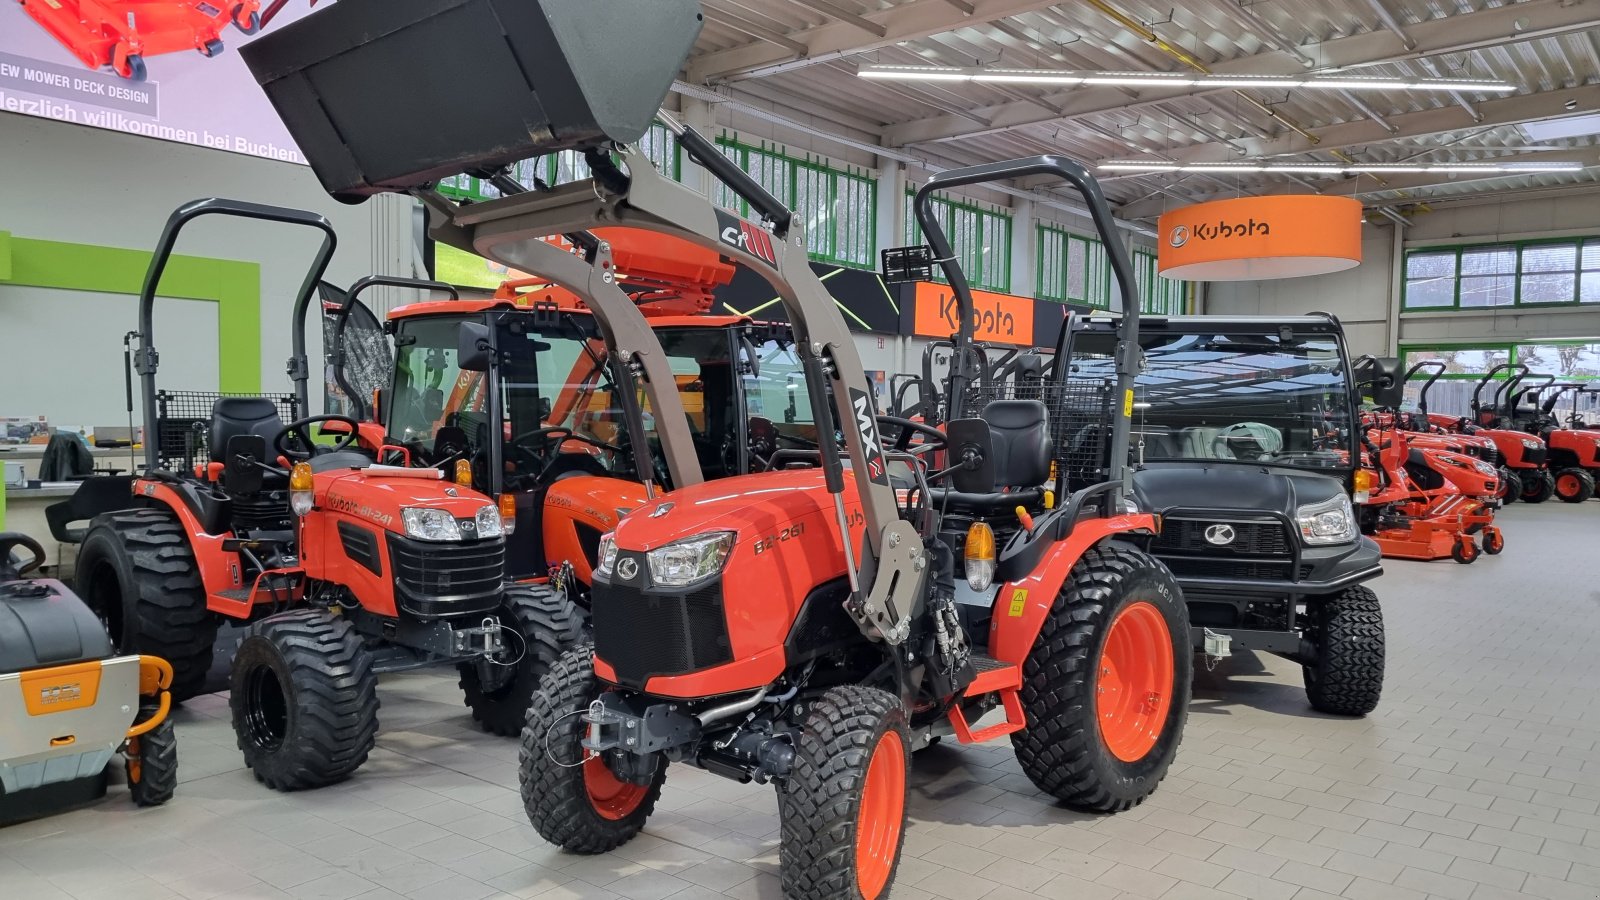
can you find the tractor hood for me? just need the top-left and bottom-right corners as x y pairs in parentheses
(316, 468), (495, 532)
(612, 469), (864, 553)
(1132, 462), (1346, 517)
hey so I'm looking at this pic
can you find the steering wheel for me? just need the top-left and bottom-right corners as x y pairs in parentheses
(0, 532), (47, 577)
(274, 415), (360, 461)
(876, 415), (949, 456)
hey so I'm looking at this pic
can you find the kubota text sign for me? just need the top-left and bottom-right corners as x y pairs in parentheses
(910, 282), (1035, 347)
(1158, 195), (1361, 281)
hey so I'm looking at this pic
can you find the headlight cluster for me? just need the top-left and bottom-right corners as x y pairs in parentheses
(1522, 439), (1542, 450)
(648, 532), (735, 586)
(1473, 461), (1496, 476)
(400, 506), (502, 542)
(1295, 495), (1356, 545)
(595, 532), (619, 577)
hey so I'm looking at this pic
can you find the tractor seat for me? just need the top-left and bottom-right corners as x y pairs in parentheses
(931, 400), (1054, 514)
(209, 397), (285, 464)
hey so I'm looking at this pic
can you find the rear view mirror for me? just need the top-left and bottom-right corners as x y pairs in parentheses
(457, 321), (493, 372)
(1353, 356), (1404, 409)
(944, 418), (995, 494)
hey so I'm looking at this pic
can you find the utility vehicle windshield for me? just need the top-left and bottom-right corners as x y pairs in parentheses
(1071, 330), (1354, 472)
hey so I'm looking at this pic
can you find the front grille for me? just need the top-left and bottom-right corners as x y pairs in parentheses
(1152, 519), (1292, 556)
(1163, 557), (1295, 580)
(1522, 445), (1548, 466)
(592, 575), (732, 688)
(385, 534), (504, 619)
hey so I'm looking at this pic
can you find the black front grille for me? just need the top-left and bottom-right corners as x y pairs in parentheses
(1522, 445), (1548, 466)
(592, 573), (732, 688)
(1152, 519), (1292, 556)
(385, 534), (504, 619)
(1163, 557), (1295, 580)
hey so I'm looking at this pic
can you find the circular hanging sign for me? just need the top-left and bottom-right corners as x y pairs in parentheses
(1157, 195), (1362, 281)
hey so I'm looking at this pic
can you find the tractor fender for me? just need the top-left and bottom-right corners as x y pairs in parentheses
(987, 513), (1159, 667)
(130, 479), (248, 614)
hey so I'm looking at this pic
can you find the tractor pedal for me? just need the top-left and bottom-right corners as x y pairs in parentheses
(948, 656), (1024, 744)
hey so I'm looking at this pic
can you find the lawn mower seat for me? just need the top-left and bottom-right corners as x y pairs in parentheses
(209, 397), (285, 464)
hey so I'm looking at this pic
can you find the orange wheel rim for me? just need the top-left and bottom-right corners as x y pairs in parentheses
(582, 754), (648, 820)
(855, 730), (906, 900)
(1558, 474), (1580, 496)
(1096, 601), (1175, 763)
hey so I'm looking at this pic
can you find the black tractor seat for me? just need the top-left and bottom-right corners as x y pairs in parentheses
(929, 399), (1054, 517)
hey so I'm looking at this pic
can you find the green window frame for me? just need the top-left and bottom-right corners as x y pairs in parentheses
(1402, 236), (1600, 311)
(1401, 341), (1600, 381)
(437, 121), (682, 203)
(1035, 224), (1110, 308)
(714, 136), (878, 270)
(906, 188), (1012, 292)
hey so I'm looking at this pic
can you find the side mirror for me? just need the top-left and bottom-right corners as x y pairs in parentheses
(226, 435), (267, 495)
(457, 321), (493, 372)
(944, 418), (995, 494)
(1353, 356), (1404, 410)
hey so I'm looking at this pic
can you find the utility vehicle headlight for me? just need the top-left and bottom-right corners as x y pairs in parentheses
(402, 507), (462, 542)
(1295, 495), (1356, 545)
(474, 505), (504, 539)
(647, 532), (735, 587)
(596, 533), (618, 578)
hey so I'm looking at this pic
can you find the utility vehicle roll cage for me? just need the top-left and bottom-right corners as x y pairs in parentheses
(410, 123), (1144, 645)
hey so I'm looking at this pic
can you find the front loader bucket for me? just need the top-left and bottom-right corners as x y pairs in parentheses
(239, 0), (704, 199)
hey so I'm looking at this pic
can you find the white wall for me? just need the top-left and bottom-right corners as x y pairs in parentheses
(1205, 189), (1600, 356)
(0, 113), (413, 428)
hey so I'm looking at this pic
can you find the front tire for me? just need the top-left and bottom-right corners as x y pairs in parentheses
(520, 645), (664, 853)
(77, 509), (217, 700)
(1011, 543), (1190, 813)
(1302, 586), (1385, 716)
(1554, 468), (1595, 503)
(1520, 470), (1555, 503)
(229, 610), (378, 791)
(780, 685), (910, 900)
(125, 716), (178, 807)
(1499, 469), (1522, 503)
(458, 585), (581, 736)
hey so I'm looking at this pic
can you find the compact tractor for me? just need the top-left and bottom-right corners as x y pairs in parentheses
(241, 3), (1192, 897)
(1395, 362), (1514, 501)
(67, 200), (581, 790)
(1463, 364), (1554, 502)
(1503, 379), (1600, 503)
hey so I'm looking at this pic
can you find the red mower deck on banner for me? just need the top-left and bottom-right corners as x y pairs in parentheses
(18, 0), (263, 81)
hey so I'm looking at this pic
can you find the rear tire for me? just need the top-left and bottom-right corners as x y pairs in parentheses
(229, 609), (378, 791)
(125, 716), (178, 807)
(1011, 543), (1190, 813)
(77, 509), (217, 701)
(520, 645), (665, 853)
(1302, 586), (1384, 716)
(1520, 470), (1555, 504)
(780, 685), (910, 900)
(1553, 468), (1595, 503)
(459, 585), (581, 736)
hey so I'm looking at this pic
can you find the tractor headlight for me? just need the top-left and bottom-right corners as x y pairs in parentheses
(1522, 438), (1541, 450)
(1295, 495), (1356, 545)
(474, 505), (504, 539)
(596, 532), (618, 578)
(1474, 461), (1496, 476)
(647, 532), (735, 587)
(401, 507), (462, 542)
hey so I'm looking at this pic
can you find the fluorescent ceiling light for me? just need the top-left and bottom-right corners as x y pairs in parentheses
(857, 64), (1516, 93)
(1520, 113), (1600, 141)
(1101, 160), (1587, 175)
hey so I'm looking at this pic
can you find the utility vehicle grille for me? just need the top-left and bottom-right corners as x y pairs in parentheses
(1161, 558), (1295, 580)
(1153, 519), (1291, 556)
(592, 576), (732, 688)
(154, 390), (299, 472)
(385, 534), (504, 619)
(973, 377), (1116, 490)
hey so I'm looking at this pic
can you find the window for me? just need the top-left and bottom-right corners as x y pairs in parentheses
(906, 189), (1013, 292)
(1399, 342), (1600, 417)
(436, 122), (681, 202)
(1132, 249), (1189, 315)
(1036, 224), (1110, 307)
(1403, 237), (1600, 310)
(715, 137), (878, 269)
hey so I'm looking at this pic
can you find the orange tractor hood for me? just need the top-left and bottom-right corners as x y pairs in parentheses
(613, 469), (865, 553)
(315, 467), (495, 529)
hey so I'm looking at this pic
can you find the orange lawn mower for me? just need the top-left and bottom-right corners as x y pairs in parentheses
(18, 0), (264, 81)
(1436, 363), (1555, 503)
(1357, 416), (1502, 564)
(1394, 362), (1516, 502)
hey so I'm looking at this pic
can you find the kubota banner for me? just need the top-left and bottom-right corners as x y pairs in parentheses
(909, 282), (1036, 347)
(1157, 195), (1362, 281)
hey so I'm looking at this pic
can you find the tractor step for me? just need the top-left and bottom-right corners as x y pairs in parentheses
(948, 655), (1025, 744)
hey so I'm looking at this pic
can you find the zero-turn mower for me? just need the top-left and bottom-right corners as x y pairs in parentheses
(1356, 413), (1502, 565)
(240, 4), (1192, 897)
(1, 532), (177, 822)
(1396, 361), (1516, 502)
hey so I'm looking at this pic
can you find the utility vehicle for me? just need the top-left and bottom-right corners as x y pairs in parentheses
(241, 3), (1193, 896)
(1041, 314), (1389, 715)
(67, 201), (581, 789)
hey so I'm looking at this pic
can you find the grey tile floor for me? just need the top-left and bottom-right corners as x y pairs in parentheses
(4, 500), (1598, 900)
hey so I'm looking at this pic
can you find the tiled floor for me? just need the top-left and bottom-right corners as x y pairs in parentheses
(4, 499), (1599, 900)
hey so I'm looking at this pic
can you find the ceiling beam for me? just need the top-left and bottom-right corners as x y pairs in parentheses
(883, 0), (1600, 146)
(1114, 150), (1600, 218)
(701, 7), (809, 54)
(685, 0), (1065, 84)
(785, 0), (887, 38)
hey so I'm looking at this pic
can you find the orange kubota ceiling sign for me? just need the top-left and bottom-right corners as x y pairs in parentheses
(910, 282), (1036, 347)
(1158, 195), (1363, 281)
